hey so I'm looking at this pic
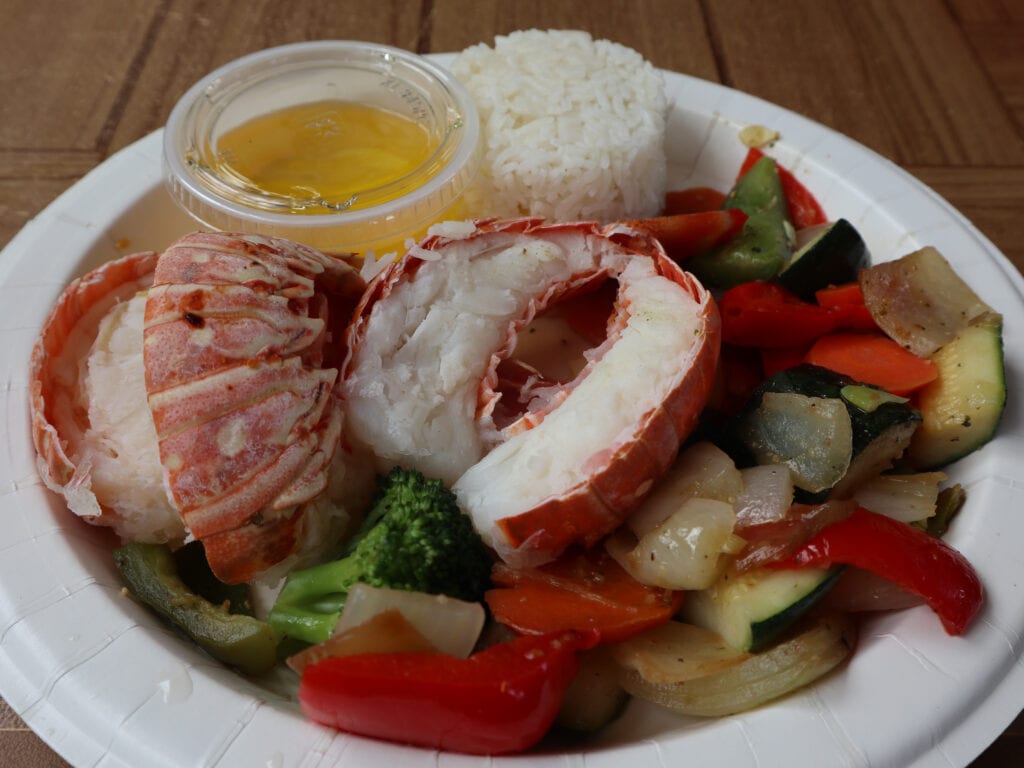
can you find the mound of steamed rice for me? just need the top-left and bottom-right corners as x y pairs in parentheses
(451, 29), (668, 223)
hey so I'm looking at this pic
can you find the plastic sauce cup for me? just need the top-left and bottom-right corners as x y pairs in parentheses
(163, 41), (482, 257)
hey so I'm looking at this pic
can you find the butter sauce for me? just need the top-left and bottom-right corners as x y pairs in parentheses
(214, 100), (437, 214)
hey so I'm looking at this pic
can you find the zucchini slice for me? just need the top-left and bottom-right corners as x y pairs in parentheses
(733, 366), (925, 505)
(907, 315), (1006, 469)
(777, 218), (870, 300)
(680, 566), (844, 653)
(730, 364), (922, 502)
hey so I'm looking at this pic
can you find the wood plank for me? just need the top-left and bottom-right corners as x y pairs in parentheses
(426, 0), (719, 78)
(0, 150), (101, 179)
(0, 178), (81, 247)
(105, 0), (427, 153)
(0, 0), (161, 151)
(948, 0), (1024, 131)
(1, 699), (70, 768)
(0, 151), (100, 245)
(704, 0), (1024, 167)
(909, 166), (1024, 271)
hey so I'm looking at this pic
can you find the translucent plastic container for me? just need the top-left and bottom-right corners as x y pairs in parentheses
(163, 41), (481, 255)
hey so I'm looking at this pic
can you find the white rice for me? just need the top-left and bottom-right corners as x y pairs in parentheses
(451, 29), (668, 223)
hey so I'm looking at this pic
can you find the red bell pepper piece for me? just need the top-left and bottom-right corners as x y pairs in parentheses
(664, 186), (728, 214)
(738, 147), (828, 230)
(760, 345), (810, 377)
(719, 280), (841, 348)
(621, 209), (748, 263)
(708, 343), (764, 414)
(485, 547), (684, 643)
(815, 283), (879, 332)
(772, 507), (983, 635)
(299, 629), (598, 755)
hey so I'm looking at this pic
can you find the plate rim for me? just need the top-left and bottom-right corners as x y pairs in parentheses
(2, 59), (1023, 768)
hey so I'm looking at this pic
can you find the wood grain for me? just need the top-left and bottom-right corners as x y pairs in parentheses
(1, 1), (1021, 766)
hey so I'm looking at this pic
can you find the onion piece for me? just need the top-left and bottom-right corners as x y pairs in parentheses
(851, 472), (946, 523)
(859, 246), (994, 358)
(738, 392), (853, 493)
(617, 613), (856, 717)
(734, 499), (856, 573)
(627, 442), (743, 537)
(735, 465), (794, 527)
(823, 567), (925, 613)
(287, 609), (438, 675)
(609, 497), (740, 591)
(612, 621), (750, 684)
(556, 646), (631, 733)
(333, 583), (486, 659)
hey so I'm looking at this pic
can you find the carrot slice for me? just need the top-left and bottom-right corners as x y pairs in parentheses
(485, 548), (683, 644)
(805, 332), (938, 395)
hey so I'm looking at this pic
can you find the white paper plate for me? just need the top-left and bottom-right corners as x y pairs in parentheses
(2, 60), (1024, 768)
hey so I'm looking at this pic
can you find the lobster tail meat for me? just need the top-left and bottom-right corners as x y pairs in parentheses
(142, 233), (366, 582)
(31, 232), (368, 584)
(30, 251), (170, 539)
(342, 218), (720, 568)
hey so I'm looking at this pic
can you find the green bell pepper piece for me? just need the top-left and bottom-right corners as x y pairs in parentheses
(114, 542), (279, 675)
(690, 155), (794, 288)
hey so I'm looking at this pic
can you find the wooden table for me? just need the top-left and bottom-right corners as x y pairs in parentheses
(2, 1), (1021, 765)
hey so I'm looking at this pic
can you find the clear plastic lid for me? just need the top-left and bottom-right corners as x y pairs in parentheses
(163, 41), (481, 255)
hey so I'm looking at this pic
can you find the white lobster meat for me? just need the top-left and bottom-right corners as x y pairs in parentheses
(342, 218), (721, 568)
(30, 232), (368, 584)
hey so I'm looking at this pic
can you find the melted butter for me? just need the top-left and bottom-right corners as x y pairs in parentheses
(214, 100), (437, 214)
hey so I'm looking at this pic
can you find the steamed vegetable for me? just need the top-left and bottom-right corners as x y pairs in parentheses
(485, 547), (683, 643)
(114, 542), (279, 675)
(907, 315), (1006, 469)
(622, 209), (748, 263)
(718, 280), (856, 348)
(268, 467), (493, 644)
(679, 565), (844, 653)
(689, 156), (795, 288)
(805, 332), (938, 396)
(298, 629), (598, 754)
(329, 583), (486, 658)
(859, 246), (993, 357)
(772, 507), (983, 635)
(616, 613), (855, 717)
(555, 646), (631, 732)
(732, 365), (922, 501)
(777, 218), (869, 300)
(607, 498), (743, 590)
(735, 146), (828, 230)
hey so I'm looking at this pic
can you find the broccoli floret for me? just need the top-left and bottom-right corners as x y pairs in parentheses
(268, 467), (493, 644)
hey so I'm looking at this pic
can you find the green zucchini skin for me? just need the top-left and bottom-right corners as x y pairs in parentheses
(750, 365), (920, 457)
(689, 156), (794, 289)
(680, 566), (844, 653)
(776, 218), (870, 300)
(725, 364), (921, 502)
(908, 316), (1006, 469)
